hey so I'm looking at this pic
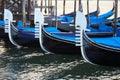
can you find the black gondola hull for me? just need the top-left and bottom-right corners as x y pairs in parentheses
(0, 27), (8, 38)
(10, 30), (40, 47)
(83, 31), (120, 67)
(42, 30), (81, 54)
(85, 45), (120, 67)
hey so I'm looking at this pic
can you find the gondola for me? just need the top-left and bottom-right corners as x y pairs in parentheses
(4, 0), (115, 47)
(37, 10), (114, 54)
(35, 0), (115, 54)
(4, 6), (115, 47)
(4, 9), (40, 47)
(57, 0), (115, 32)
(57, 4), (115, 32)
(3, 8), (102, 47)
(80, 0), (120, 67)
(81, 30), (120, 67)
(58, 5), (114, 23)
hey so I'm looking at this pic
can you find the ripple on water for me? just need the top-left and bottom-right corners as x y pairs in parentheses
(0, 46), (120, 79)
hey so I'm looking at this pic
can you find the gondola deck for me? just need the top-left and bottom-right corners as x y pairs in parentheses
(91, 37), (120, 48)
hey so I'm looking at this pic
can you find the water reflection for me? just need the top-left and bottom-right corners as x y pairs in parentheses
(0, 39), (120, 80)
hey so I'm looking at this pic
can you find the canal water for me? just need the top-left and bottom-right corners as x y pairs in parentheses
(0, 38), (120, 80)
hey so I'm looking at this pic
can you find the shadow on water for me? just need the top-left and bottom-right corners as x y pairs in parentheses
(0, 38), (120, 80)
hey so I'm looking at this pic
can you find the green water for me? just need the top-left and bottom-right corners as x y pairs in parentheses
(0, 39), (120, 80)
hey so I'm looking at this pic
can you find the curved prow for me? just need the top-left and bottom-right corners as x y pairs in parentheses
(34, 8), (44, 26)
(4, 9), (20, 47)
(4, 9), (13, 33)
(75, 11), (94, 64)
(97, 3), (115, 19)
(34, 8), (50, 53)
(75, 11), (87, 46)
(34, 8), (44, 39)
(75, 11), (87, 29)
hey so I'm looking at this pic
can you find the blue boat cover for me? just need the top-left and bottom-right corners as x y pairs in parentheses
(17, 21), (35, 32)
(58, 8), (114, 24)
(117, 23), (120, 27)
(0, 21), (4, 27)
(52, 33), (76, 42)
(87, 23), (113, 32)
(90, 9), (114, 19)
(17, 21), (24, 29)
(90, 19), (107, 24)
(58, 16), (74, 23)
(44, 27), (61, 32)
(92, 37), (120, 48)
(0, 20), (24, 28)
(20, 28), (35, 32)
(45, 25), (114, 42)
(117, 28), (120, 37)
(44, 27), (76, 42)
